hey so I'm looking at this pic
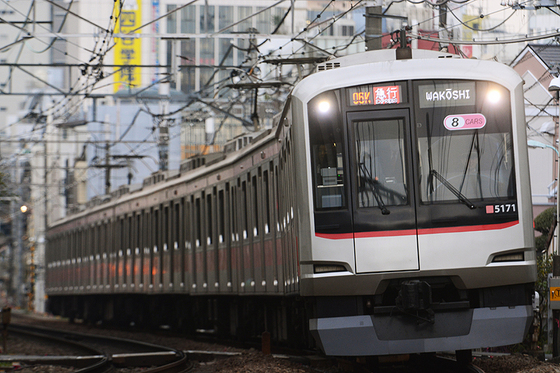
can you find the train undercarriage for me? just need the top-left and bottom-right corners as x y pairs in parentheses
(47, 294), (313, 349)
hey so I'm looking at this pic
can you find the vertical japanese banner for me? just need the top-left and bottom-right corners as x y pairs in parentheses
(114, 0), (142, 92)
(151, 0), (159, 84)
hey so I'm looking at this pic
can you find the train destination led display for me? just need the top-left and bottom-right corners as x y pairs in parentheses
(349, 85), (401, 106)
(418, 81), (476, 108)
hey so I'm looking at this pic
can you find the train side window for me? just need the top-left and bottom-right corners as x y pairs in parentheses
(174, 202), (180, 250)
(308, 90), (347, 210)
(225, 184), (231, 242)
(231, 185), (238, 242)
(252, 175), (259, 237)
(263, 170), (270, 234)
(131, 215), (136, 254)
(242, 180), (248, 239)
(275, 165), (281, 231)
(185, 198), (192, 250)
(128, 216), (133, 254)
(70, 230), (77, 263)
(207, 192), (213, 245)
(195, 197), (201, 247)
(164, 205), (169, 251)
(100, 223), (105, 259)
(154, 209), (160, 253)
(218, 189), (225, 243)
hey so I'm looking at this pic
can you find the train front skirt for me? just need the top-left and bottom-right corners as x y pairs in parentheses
(310, 305), (532, 356)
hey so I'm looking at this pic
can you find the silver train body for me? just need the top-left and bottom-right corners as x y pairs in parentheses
(46, 49), (536, 356)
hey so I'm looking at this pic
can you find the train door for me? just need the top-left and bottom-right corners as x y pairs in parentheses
(346, 109), (419, 273)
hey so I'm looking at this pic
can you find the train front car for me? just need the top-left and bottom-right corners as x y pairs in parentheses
(292, 50), (537, 356)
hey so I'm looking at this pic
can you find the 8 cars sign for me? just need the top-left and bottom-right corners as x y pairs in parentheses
(444, 113), (486, 131)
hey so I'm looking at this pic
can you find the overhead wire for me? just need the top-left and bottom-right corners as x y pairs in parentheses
(3, 0), (560, 197)
(447, 7), (518, 32)
(0, 0), (124, 172)
(0, 0), (98, 58)
(24, 0), (74, 54)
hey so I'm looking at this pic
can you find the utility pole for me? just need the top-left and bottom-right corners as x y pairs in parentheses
(13, 147), (23, 309)
(248, 32), (260, 131)
(32, 114), (51, 313)
(365, 1), (383, 51)
(438, 2), (449, 52)
(158, 81), (170, 171)
(291, 0), (295, 34)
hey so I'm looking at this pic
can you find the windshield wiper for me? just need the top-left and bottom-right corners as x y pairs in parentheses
(359, 172), (391, 215)
(429, 170), (476, 209)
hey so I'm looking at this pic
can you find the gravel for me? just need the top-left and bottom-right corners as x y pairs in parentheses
(473, 354), (560, 373)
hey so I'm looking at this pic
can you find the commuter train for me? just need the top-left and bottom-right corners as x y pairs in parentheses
(46, 48), (537, 358)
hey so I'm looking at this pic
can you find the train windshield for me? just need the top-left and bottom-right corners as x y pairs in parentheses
(308, 79), (515, 216)
(414, 80), (515, 205)
(355, 118), (408, 210)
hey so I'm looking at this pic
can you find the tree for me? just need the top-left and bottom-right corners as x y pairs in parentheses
(534, 207), (556, 254)
(531, 207), (556, 351)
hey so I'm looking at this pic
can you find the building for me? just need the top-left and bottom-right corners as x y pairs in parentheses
(510, 43), (560, 232)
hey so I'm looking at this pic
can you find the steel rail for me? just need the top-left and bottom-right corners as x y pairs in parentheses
(4, 323), (189, 373)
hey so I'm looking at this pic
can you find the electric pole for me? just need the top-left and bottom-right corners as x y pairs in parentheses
(365, 1), (383, 51)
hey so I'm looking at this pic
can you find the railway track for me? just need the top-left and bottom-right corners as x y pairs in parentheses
(3, 323), (190, 373)
(2, 322), (485, 373)
(4, 312), (498, 373)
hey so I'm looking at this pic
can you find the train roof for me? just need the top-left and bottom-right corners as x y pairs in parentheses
(295, 48), (523, 103)
(48, 126), (278, 232)
(315, 48), (458, 71)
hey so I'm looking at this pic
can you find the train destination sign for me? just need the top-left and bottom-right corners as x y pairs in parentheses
(348, 84), (402, 106)
(444, 113), (486, 131)
(418, 82), (476, 108)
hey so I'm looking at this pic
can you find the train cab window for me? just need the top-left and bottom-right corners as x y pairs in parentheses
(308, 90), (347, 210)
(354, 118), (408, 208)
(414, 80), (515, 204)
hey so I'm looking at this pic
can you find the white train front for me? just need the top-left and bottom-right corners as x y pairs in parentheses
(46, 48), (537, 358)
(293, 49), (536, 356)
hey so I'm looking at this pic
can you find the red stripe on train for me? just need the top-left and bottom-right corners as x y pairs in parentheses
(315, 220), (519, 240)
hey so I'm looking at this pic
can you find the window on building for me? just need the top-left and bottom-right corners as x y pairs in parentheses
(219, 6), (233, 31)
(237, 6), (252, 33)
(342, 25), (354, 36)
(256, 7), (271, 34)
(200, 5), (215, 33)
(167, 5), (177, 33)
(181, 5), (196, 33)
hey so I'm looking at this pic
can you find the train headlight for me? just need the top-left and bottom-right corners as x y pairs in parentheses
(314, 264), (346, 274)
(317, 100), (331, 113)
(486, 89), (501, 104)
(492, 252), (524, 263)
